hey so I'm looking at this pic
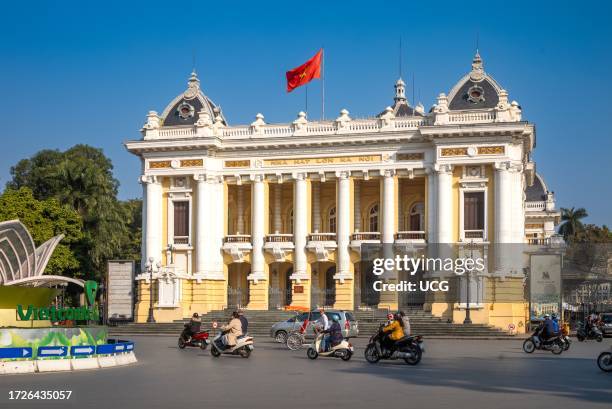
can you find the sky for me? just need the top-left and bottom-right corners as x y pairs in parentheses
(0, 0), (610, 226)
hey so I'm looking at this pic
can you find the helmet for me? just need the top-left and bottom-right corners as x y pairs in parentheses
(192, 313), (199, 318)
(332, 315), (340, 322)
(543, 314), (550, 319)
(551, 313), (558, 319)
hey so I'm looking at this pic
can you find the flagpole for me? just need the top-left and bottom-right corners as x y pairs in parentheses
(321, 47), (325, 121)
(305, 84), (308, 116)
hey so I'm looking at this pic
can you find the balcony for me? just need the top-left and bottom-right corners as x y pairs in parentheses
(306, 232), (337, 262)
(463, 230), (485, 241)
(350, 232), (381, 253)
(173, 236), (189, 245)
(525, 201), (546, 212)
(394, 231), (427, 248)
(222, 234), (252, 263)
(264, 233), (294, 262)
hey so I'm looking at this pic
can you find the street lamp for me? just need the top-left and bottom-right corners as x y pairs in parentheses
(463, 241), (475, 325)
(145, 257), (161, 323)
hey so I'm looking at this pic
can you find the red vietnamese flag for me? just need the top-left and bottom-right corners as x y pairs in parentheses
(285, 49), (323, 92)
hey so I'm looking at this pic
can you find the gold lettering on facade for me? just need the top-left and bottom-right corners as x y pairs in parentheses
(263, 154), (381, 167)
(224, 160), (251, 168)
(149, 160), (171, 169)
(397, 152), (424, 161)
(180, 159), (204, 167)
(477, 146), (505, 155)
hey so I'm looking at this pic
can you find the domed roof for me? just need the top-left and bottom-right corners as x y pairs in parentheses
(377, 78), (424, 118)
(160, 71), (227, 127)
(525, 173), (550, 201)
(447, 51), (503, 110)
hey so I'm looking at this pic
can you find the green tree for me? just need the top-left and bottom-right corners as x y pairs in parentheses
(0, 188), (83, 276)
(558, 207), (588, 242)
(7, 145), (137, 280)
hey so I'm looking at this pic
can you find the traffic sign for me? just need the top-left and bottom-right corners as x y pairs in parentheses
(70, 345), (95, 356)
(96, 343), (131, 355)
(38, 346), (68, 357)
(0, 347), (32, 359)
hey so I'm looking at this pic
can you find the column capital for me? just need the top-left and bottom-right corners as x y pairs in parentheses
(139, 174), (159, 184)
(250, 174), (265, 183)
(194, 173), (207, 182)
(494, 161), (511, 171)
(335, 170), (350, 180)
(381, 169), (396, 178)
(292, 172), (307, 181)
(434, 163), (453, 174)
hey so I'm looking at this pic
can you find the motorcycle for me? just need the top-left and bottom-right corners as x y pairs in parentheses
(597, 347), (612, 372)
(364, 324), (423, 365)
(522, 326), (564, 354)
(577, 322), (603, 342)
(560, 334), (572, 351)
(210, 332), (254, 358)
(306, 330), (353, 361)
(178, 324), (209, 350)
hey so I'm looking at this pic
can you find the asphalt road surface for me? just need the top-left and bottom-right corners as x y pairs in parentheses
(1, 336), (610, 409)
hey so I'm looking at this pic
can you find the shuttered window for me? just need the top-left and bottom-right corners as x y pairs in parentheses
(173, 201), (190, 237)
(464, 192), (484, 230)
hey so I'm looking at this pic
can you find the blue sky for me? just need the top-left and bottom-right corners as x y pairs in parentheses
(0, 1), (610, 226)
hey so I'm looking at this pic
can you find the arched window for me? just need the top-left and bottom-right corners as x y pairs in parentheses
(368, 203), (379, 232)
(409, 202), (424, 231)
(328, 206), (337, 233)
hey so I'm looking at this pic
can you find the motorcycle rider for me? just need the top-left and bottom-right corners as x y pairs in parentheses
(316, 309), (330, 351)
(219, 311), (243, 350)
(182, 313), (201, 342)
(381, 313), (405, 353)
(551, 313), (560, 335)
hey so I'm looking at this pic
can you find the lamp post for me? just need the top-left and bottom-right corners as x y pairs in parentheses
(463, 241), (475, 325)
(145, 257), (161, 323)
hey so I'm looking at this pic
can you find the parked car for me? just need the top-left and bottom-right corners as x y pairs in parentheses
(270, 310), (359, 343)
(601, 313), (612, 336)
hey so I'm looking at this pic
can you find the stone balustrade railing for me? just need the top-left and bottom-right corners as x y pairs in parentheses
(395, 231), (426, 240)
(224, 234), (252, 243)
(351, 232), (381, 241)
(143, 106), (514, 141)
(265, 234), (294, 243)
(308, 233), (337, 242)
(525, 201), (546, 211)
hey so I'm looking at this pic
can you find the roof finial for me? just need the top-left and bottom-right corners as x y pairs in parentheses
(394, 77), (406, 103)
(470, 48), (485, 81)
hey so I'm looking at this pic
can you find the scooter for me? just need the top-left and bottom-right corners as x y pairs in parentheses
(597, 347), (612, 372)
(178, 324), (209, 350)
(306, 331), (353, 361)
(522, 326), (564, 354)
(364, 323), (424, 365)
(210, 332), (254, 358)
(577, 322), (603, 342)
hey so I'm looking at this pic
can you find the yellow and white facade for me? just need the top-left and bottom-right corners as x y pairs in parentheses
(125, 52), (560, 331)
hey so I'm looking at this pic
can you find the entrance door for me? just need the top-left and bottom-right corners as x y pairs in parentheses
(361, 263), (380, 307)
(325, 266), (336, 306)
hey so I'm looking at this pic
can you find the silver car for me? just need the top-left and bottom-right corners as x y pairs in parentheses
(601, 313), (612, 336)
(270, 310), (359, 343)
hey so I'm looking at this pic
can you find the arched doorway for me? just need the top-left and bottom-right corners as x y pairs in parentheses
(227, 263), (250, 309)
(268, 262), (292, 310)
(361, 262), (380, 307)
(325, 266), (336, 307)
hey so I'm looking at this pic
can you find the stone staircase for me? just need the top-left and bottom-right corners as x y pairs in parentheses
(109, 308), (515, 339)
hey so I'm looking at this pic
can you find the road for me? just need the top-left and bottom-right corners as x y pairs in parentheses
(1, 336), (610, 409)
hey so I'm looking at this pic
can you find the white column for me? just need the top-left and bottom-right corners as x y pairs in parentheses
(511, 166), (525, 243)
(140, 178), (147, 270)
(494, 162), (512, 243)
(312, 181), (321, 232)
(292, 173), (308, 278)
(426, 168), (437, 242)
(251, 175), (265, 278)
(435, 164), (453, 243)
(382, 170), (396, 244)
(142, 175), (163, 265)
(212, 177), (225, 277)
(236, 184), (245, 233)
(195, 174), (210, 275)
(336, 171), (351, 277)
(273, 183), (282, 233)
(354, 180), (361, 231)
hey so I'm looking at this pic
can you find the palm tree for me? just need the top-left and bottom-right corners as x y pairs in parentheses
(558, 207), (588, 242)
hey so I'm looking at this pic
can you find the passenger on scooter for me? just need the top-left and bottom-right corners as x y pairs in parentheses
(541, 314), (556, 342)
(399, 311), (411, 336)
(321, 315), (343, 352)
(219, 311), (243, 350)
(381, 313), (405, 353)
(238, 309), (249, 334)
(551, 314), (560, 335)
